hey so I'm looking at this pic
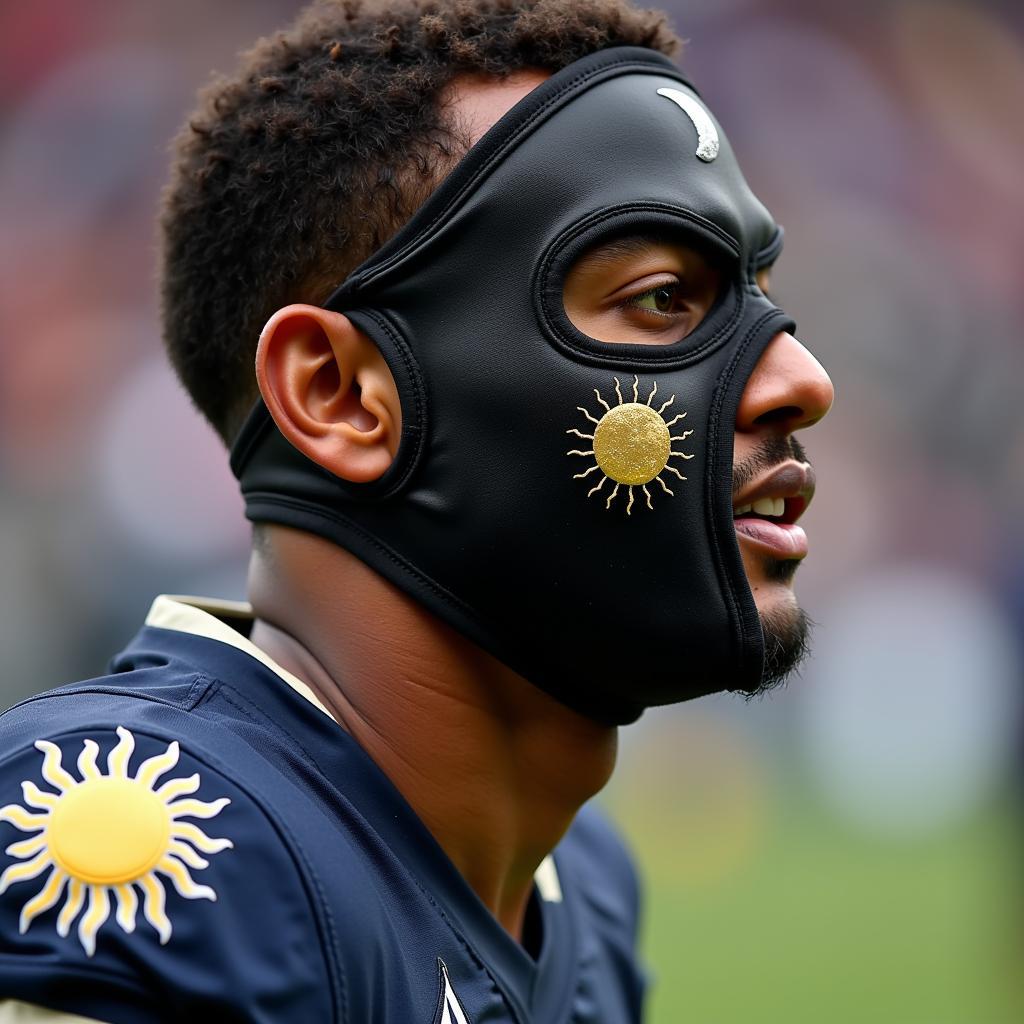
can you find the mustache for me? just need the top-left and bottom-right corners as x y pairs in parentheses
(732, 436), (809, 497)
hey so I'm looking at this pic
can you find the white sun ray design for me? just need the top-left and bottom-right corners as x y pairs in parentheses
(0, 727), (233, 956)
(566, 375), (695, 514)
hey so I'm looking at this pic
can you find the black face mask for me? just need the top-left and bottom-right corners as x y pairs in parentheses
(230, 47), (796, 726)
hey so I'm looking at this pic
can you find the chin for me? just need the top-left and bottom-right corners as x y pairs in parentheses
(747, 564), (812, 696)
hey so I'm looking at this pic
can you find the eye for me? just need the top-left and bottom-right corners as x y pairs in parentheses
(630, 284), (679, 315)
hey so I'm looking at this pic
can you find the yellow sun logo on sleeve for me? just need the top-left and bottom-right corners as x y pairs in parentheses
(0, 727), (233, 956)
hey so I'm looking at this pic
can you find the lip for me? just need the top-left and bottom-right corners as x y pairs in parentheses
(732, 461), (815, 560)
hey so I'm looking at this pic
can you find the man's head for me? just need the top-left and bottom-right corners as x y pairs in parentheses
(161, 0), (832, 722)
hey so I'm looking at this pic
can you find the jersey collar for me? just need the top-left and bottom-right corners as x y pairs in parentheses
(144, 594), (334, 721)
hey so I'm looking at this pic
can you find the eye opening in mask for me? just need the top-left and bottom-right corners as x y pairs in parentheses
(536, 206), (746, 370)
(562, 230), (729, 346)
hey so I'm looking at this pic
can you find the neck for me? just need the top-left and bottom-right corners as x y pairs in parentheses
(246, 525), (617, 940)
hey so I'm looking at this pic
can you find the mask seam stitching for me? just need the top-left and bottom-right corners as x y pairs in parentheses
(706, 307), (787, 680)
(241, 492), (485, 626)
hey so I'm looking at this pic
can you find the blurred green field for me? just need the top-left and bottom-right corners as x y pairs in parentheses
(606, 756), (1021, 1023)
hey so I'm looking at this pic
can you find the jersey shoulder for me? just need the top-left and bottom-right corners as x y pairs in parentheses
(0, 685), (339, 1023)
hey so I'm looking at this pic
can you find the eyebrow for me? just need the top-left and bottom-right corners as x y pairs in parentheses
(578, 235), (667, 268)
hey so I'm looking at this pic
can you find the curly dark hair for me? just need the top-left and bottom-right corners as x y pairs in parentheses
(159, 0), (680, 444)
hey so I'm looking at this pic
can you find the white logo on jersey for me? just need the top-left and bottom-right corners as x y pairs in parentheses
(656, 87), (720, 162)
(435, 959), (472, 1024)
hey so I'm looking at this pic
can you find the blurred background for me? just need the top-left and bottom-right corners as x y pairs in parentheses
(1, 0), (1021, 1020)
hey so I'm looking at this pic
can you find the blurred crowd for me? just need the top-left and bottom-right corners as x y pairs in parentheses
(1, 1), (1022, 1020)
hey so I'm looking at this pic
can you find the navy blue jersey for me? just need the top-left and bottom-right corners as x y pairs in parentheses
(0, 598), (645, 1023)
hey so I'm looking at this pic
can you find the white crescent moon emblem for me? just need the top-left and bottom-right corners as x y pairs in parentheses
(656, 87), (720, 163)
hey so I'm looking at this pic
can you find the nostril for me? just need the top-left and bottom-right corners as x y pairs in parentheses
(753, 405), (802, 427)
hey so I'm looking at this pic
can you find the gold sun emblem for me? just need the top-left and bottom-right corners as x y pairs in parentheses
(566, 375), (695, 514)
(0, 727), (233, 956)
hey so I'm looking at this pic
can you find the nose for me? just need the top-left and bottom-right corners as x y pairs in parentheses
(735, 332), (834, 434)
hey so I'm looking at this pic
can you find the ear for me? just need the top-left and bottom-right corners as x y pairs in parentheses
(255, 304), (402, 483)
